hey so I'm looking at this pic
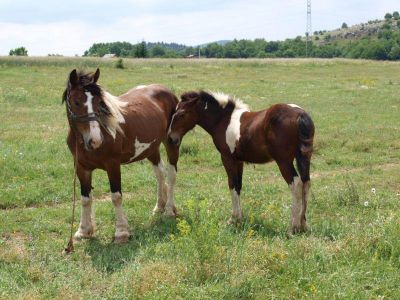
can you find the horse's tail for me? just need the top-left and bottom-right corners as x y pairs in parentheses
(295, 112), (315, 183)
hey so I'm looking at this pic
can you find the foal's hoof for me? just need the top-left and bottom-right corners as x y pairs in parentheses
(73, 229), (93, 242)
(152, 205), (165, 215)
(227, 216), (242, 225)
(163, 206), (177, 218)
(289, 224), (309, 235)
(114, 232), (130, 244)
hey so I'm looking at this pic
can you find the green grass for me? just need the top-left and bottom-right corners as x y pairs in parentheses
(1, 57), (400, 299)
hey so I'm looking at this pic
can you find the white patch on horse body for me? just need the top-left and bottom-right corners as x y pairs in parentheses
(290, 176), (303, 228)
(84, 92), (102, 147)
(225, 107), (249, 153)
(168, 113), (177, 135)
(130, 137), (154, 160)
(288, 103), (302, 109)
(134, 85), (147, 90)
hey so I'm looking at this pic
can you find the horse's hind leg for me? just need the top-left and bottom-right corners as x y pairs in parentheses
(106, 162), (129, 244)
(276, 160), (306, 234)
(74, 165), (95, 241)
(163, 141), (179, 217)
(148, 151), (168, 214)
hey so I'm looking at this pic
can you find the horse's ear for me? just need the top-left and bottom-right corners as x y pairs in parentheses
(181, 91), (199, 102)
(93, 68), (100, 83)
(69, 69), (78, 86)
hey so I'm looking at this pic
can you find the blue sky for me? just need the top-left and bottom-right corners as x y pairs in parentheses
(0, 0), (398, 56)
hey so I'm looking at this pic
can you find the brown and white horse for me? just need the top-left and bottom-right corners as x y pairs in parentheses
(168, 91), (315, 234)
(62, 69), (180, 243)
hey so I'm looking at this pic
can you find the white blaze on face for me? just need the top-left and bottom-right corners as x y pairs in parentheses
(130, 137), (154, 160)
(288, 103), (303, 109)
(84, 92), (102, 148)
(225, 107), (249, 153)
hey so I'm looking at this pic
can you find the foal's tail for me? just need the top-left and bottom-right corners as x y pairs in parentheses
(295, 112), (315, 182)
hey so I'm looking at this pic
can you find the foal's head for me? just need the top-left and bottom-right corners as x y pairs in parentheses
(168, 91), (215, 145)
(63, 69), (105, 150)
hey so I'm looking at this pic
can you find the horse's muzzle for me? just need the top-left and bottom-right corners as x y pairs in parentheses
(168, 134), (180, 146)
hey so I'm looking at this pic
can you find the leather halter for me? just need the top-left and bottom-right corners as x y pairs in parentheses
(65, 88), (101, 123)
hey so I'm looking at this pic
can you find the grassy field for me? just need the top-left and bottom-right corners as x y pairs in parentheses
(0, 57), (399, 299)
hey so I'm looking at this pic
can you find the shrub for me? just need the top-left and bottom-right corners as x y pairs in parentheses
(115, 58), (124, 69)
(9, 47), (28, 56)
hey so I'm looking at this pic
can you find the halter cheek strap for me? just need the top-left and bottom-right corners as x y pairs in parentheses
(65, 90), (100, 123)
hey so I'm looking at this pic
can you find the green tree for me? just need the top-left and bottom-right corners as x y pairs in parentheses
(393, 11), (400, 20)
(9, 47), (28, 56)
(135, 41), (148, 58)
(151, 45), (166, 57)
(385, 13), (393, 20)
(341, 22), (348, 29)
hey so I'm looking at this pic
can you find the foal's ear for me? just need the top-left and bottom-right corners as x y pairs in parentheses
(69, 69), (78, 86)
(93, 68), (100, 83)
(181, 91), (199, 102)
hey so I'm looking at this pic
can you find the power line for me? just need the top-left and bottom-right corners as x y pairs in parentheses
(306, 0), (312, 57)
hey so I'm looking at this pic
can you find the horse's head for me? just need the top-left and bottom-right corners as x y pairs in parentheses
(63, 68), (105, 151)
(168, 91), (206, 146)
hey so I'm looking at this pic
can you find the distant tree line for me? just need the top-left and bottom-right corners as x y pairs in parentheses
(81, 12), (400, 61)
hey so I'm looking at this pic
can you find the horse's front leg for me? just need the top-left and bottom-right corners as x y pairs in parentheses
(221, 156), (243, 224)
(106, 162), (129, 243)
(74, 164), (95, 241)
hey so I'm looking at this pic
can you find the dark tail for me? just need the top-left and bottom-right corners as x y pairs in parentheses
(295, 112), (315, 182)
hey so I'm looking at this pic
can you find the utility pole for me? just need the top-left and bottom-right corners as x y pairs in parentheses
(306, 0), (312, 57)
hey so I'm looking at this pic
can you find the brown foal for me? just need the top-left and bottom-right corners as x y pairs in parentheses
(62, 69), (180, 243)
(168, 91), (315, 234)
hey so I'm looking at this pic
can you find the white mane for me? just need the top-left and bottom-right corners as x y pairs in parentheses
(100, 90), (128, 139)
(209, 91), (249, 110)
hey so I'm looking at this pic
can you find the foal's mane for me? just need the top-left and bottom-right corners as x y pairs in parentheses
(63, 70), (127, 139)
(199, 91), (249, 111)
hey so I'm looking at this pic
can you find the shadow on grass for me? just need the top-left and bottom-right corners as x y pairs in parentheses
(228, 215), (287, 239)
(84, 216), (178, 274)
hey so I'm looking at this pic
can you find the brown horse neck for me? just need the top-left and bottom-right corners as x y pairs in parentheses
(197, 102), (234, 136)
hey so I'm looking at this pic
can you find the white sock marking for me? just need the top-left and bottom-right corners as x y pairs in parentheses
(230, 189), (242, 219)
(290, 176), (303, 228)
(225, 107), (249, 153)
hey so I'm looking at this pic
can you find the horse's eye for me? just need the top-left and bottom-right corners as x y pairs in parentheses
(74, 100), (80, 106)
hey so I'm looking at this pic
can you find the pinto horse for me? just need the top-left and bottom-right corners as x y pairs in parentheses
(62, 69), (179, 243)
(168, 91), (315, 233)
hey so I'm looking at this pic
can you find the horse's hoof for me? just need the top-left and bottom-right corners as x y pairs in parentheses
(152, 205), (165, 215)
(290, 224), (309, 235)
(114, 232), (130, 244)
(227, 217), (242, 225)
(163, 206), (177, 218)
(73, 229), (93, 242)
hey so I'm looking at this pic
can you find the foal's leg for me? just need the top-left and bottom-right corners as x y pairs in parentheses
(148, 151), (168, 214)
(222, 156), (243, 224)
(276, 161), (305, 234)
(164, 142), (179, 217)
(74, 165), (95, 241)
(106, 162), (129, 243)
